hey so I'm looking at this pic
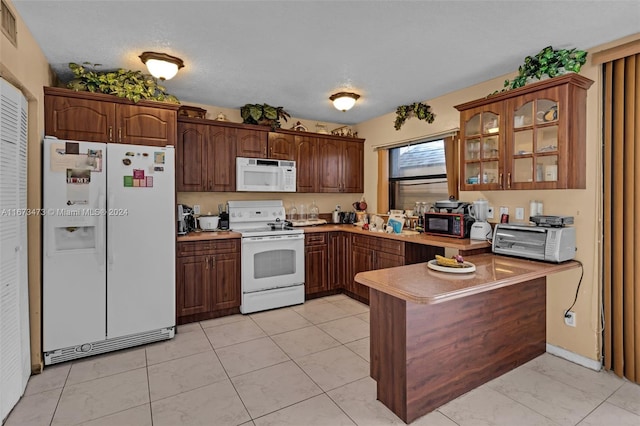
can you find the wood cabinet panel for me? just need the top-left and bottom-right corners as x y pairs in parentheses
(44, 87), (177, 146)
(294, 134), (318, 192)
(117, 104), (176, 146)
(268, 132), (295, 160)
(342, 140), (364, 193)
(177, 122), (207, 191)
(176, 240), (240, 324)
(456, 74), (593, 190)
(212, 253), (240, 310)
(208, 125), (236, 191)
(305, 243), (329, 295)
(45, 95), (115, 142)
(177, 119), (236, 192)
(237, 128), (268, 158)
(176, 255), (211, 317)
(317, 137), (364, 193)
(328, 232), (351, 290)
(318, 138), (342, 192)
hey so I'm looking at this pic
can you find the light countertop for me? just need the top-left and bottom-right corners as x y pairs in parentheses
(355, 253), (579, 304)
(175, 223), (491, 252)
(176, 230), (241, 242)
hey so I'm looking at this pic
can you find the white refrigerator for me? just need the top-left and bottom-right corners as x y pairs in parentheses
(42, 137), (175, 365)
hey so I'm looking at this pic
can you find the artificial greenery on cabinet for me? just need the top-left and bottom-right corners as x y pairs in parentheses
(502, 46), (588, 90)
(67, 62), (179, 103)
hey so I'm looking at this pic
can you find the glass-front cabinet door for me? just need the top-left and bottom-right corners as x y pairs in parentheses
(460, 106), (502, 190)
(508, 93), (561, 189)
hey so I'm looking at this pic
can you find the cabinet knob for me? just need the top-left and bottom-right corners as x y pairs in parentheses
(108, 126), (113, 142)
(499, 173), (503, 189)
(507, 173), (512, 189)
(118, 128), (122, 143)
(205, 256), (209, 269)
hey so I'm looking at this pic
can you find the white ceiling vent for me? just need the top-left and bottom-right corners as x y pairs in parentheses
(1, 0), (17, 47)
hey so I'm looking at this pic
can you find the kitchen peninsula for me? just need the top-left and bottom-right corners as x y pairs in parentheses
(355, 253), (580, 423)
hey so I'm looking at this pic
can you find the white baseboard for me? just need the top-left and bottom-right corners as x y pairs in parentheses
(546, 343), (602, 371)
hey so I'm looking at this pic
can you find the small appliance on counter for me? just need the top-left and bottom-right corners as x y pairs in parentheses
(178, 204), (196, 235)
(492, 222), (576, 262)
(198, 214), (219, 231)
(469, 199), (492, 240)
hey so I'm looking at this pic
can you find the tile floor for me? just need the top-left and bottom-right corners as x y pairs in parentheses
(6, 294), (640, 426)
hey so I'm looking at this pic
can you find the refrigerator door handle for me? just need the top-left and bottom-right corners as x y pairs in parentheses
(107, 191), (115, 268)
(97, 191), (106, 266)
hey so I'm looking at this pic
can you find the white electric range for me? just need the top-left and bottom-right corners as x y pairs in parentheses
(228, 200), (305, 313)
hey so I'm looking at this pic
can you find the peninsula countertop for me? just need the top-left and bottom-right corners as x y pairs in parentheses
(355, 253), (579, 304)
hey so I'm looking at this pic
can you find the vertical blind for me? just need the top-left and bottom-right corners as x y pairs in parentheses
(602, 49), (640, 383)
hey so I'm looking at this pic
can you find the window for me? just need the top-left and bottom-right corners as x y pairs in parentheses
(388, 139), (448, 210)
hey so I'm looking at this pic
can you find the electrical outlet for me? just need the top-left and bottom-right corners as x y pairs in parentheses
(515, 207), (524, 220)
(564, 311), (576, 327)
(487, 206), (494, 219)
(499, 207), (509, 216)
(193, 204), (201, 215)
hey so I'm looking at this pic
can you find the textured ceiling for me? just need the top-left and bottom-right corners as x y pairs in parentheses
(12, 1), (640, 126)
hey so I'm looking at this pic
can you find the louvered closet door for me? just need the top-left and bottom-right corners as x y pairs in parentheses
(0, 78), (30, 421)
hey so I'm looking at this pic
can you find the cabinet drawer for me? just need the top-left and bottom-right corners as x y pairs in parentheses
(351, 235), (404, 256)
(305, 233), (327, 246)
(177, 239), (239, 256)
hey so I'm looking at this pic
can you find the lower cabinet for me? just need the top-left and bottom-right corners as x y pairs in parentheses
(304, 233), (329, 296)
(350, 234), (443, 303)
(328, 232), (351, 290)
(176, 240), (240, 325)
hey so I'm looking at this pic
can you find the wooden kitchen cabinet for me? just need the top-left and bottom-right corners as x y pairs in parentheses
(328, 232), (351, 291)
(318, 137), (364, 193)
(294, 134), (318, 192)
(350, 234), (441, 303)
(455, 73), (593, 190)
(236, 128), (268, 158)
(44, 87), (177, 146)
(304, 233), (329, 296)
(177, 118), (237, 191)
(176, 240), (241, 324)
(268, 132), (295, 160)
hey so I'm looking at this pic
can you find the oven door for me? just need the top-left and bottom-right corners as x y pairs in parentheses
(241, 234), (305, 292)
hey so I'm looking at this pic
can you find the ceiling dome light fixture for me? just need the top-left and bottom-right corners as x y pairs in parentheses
(139, 51), (184, 80)
(329, 92), (360, 111)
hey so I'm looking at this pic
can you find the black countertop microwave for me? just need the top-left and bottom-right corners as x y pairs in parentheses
(423, 212), (475, 238)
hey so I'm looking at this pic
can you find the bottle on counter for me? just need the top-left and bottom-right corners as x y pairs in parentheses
(309, 200), (319, 220)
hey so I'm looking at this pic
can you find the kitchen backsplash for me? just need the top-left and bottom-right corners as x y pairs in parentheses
(177, 192), (365, 216)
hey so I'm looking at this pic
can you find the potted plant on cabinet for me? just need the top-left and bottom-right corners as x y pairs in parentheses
(240, 104), (291, 130)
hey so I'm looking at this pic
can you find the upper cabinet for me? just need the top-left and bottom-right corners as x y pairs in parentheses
(268, 132), (295, 160)
(44, 87), (178, 146)
(455, 74), (593, 190)
(177, 118), (237, 192)
(236, 128), (268, 158)
(318, 137), (364, 193)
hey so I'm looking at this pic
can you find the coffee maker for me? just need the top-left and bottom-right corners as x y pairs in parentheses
(177, 204), (196, 235)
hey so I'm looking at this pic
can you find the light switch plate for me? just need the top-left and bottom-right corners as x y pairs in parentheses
(499, 207), (509, 216)
(515, 207), (524, 220)
(487, 206), (494, 219)
(193, 204), (201, 215)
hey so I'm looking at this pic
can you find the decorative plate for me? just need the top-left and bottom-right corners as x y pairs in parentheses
(427, 259), (476, 273)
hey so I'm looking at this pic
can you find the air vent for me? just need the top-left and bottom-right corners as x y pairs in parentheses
(1, 0), (17, 47)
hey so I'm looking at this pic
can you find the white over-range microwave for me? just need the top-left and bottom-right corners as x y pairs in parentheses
(236, 157), (297, 192)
